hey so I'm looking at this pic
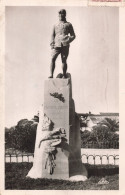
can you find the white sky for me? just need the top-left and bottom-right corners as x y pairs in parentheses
(5, 6), (119, 127)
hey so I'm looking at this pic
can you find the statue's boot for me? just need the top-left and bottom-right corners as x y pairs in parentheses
(48, 76), (53, 78)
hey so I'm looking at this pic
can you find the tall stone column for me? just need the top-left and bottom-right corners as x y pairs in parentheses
(27, 74), (88, 180)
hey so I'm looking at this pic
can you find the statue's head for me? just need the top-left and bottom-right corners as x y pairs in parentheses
(58, 9), (66, 21)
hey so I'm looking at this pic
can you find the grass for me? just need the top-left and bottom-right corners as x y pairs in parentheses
(5, 163), (119, 190)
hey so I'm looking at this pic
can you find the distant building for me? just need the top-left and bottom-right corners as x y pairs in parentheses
(78, 112), (119, 131)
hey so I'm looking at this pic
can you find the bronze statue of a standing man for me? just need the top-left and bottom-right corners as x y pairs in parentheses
(49, 9), (76, 78)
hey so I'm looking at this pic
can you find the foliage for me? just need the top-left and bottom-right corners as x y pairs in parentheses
(91, 125), (114, 143)
(81, 118), (119, 148)
(5, 117), (119, 151)
(5, 119), (38, 153)
(5, 127), (15, 148)
(79, 114), (88, 127)
(99, 118), (119, 133)
(80, 130), (92, 147)
(5, 163), (119, 190)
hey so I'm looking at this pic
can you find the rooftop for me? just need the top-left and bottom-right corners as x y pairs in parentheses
(78, 112), (119, 117)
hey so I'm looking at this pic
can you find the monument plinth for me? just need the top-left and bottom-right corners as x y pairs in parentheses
(27, 74), (88, 180)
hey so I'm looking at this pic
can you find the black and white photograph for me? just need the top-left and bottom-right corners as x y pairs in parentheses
(4, 6), (120, 190)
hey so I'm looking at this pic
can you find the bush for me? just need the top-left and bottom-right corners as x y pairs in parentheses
(5, 119), (37, 153)
(91, 125), (118, 143)
(81, 124), (119, 148)
(5, 127), (15, 149)
(80, 130), (92, 147)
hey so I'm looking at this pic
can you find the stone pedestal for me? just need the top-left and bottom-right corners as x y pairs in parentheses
(27, 74), (88, 180)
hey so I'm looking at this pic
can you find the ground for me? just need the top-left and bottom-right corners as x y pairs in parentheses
(5, 163), (119, 190)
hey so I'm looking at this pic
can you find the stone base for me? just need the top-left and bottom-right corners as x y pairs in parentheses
(27, 73), (88, 180)
(69, 175), (88, 181)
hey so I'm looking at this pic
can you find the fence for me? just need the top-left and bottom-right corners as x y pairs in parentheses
(5, 140), (119, 165)
(5, 153), (119, 165)
(81, 141), (119, 149)
(5, 153), (34, 163)
(81, 154), (119, 165)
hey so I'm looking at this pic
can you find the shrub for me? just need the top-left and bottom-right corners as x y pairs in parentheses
(81, 124), (119, 148)
(5, 119), (37, 153)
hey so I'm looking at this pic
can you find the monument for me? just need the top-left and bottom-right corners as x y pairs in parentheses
(27, 73), (88, 180)
(27, 9), (88, 181)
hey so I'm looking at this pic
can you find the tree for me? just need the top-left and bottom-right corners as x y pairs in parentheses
(89, 124), (119, 148)
(91, 125), (113, 143)
(6, 119), (38, 153)
(79, 114), (88, 128)
(81, 130), (91, 147)
(99, 118), (119, 133)
(5, 126), (15, 149)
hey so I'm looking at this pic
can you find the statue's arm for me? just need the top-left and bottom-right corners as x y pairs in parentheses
(68, 24), (76, 43)
(50, 25), (55, 49)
